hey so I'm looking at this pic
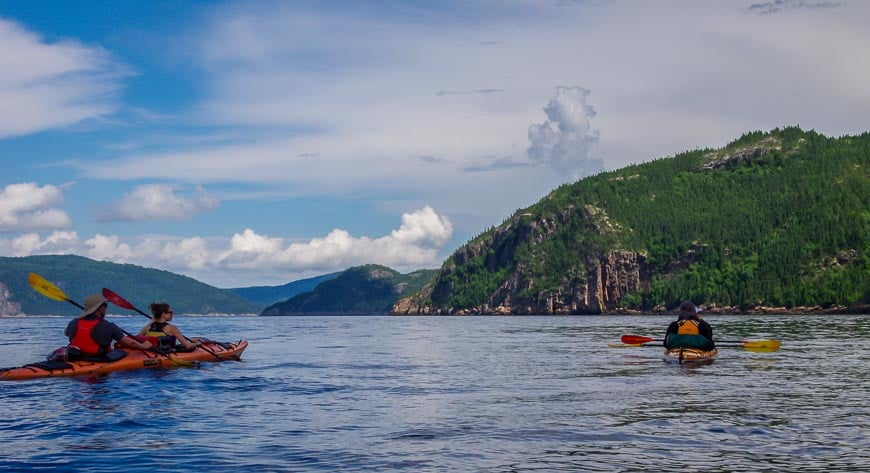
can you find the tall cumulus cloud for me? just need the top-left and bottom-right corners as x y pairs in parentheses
(527, 86), (602, 179)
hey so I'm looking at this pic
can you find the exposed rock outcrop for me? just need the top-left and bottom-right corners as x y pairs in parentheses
(702, 137), (782, 170)
(0, 282), (22, 316)
(392, 202), (652, 315)
(393, 249), (649, 315)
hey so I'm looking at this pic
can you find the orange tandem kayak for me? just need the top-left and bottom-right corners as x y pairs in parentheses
(0, 340), (247, 381)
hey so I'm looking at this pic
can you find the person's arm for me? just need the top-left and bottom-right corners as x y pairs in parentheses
(107, 321), (152, 350)
(120, 335), (153, 351)
(165, 324), (199, 350)
(664, 321), (677, 346)
(699, 320), (714, 340)
(64, 319), (76, 339)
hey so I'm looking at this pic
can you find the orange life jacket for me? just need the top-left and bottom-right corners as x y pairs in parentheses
(677, 319), (700, 335)
(70, 318), (102, 356)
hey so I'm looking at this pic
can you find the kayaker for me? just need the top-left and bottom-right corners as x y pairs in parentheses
(664, 300), (715, 350)
(138, 302), (201, 351)
(64, 294), (153, 359)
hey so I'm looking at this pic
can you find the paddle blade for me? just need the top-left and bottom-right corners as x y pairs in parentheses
(29, 272), (70, 302)
(741, 340), (781, 353)
(621, 334), (657, 345)
(102, 288), (136, 310)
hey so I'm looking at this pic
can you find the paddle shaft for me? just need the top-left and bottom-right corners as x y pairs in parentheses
(624, 334), (769, 345)
(620, 333), (781, 352)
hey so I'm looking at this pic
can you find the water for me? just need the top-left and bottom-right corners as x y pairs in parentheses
(1, 314), (868, 472)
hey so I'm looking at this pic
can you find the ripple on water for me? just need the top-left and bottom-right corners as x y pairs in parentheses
(1, 314), (868, 472)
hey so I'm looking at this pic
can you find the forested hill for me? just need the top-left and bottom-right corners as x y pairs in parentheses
(393, 127), (869, 315)
(0, 255), (260, 316)
(261, 265), (437, 315)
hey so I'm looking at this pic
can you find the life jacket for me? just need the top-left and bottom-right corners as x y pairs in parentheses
(677, 319), (701, 335)
(70, 318), (103, 356)
(668, 319), (712, 350)
(146, 322), (169, 336)
(136, 322), (176, 350)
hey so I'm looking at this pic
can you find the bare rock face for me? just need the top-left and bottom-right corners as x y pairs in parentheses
(702, 137), (782, 170)
(392, 249), (650, 315)
(0, 282), (22, 316)
(392, 200), (658, 315)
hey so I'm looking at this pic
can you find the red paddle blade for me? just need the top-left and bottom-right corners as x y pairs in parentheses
(621, 334), (656, 344)
(102, 287), (135, 310)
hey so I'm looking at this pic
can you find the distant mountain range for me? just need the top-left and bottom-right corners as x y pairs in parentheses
(0, 255), (435, 317)
(228, 272), (340, 307)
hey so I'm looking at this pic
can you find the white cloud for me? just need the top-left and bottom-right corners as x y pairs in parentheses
(0, 230), (79, 256)
(213, 206), (452, 272)
(390, 205), (453, 248)
(0, 183), (72, 232)
(98, 184), (219, 222)
(0, 19), (125, 138)
(84, 234), (133, 261)
(527, 86), (602, 178)
(0, 206), (453, 286)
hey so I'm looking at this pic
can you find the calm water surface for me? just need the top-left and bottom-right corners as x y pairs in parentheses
(1, 314), (868, 472)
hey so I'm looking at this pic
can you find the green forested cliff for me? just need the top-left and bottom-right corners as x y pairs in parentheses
(394, 127), (869, 314)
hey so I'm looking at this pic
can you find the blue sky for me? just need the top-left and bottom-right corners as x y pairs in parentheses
(1, 0), (868, 288)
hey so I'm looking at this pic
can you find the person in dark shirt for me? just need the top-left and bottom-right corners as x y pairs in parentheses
(664, 300), (715, 350)
(65, 294), (152, 358)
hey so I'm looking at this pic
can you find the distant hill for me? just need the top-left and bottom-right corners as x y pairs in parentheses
(394, 127), (869, 315)
(229, 272), (340, 307)
(0, 255), (260, 316)
(261, 265), (437, 315)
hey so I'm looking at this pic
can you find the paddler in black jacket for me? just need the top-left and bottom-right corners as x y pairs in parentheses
(664, 301), (715, 350)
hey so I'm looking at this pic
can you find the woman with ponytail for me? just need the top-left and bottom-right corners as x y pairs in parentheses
(137, 302), (201, 351)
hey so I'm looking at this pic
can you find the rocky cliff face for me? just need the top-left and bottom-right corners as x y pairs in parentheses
(0, 282), (22, 316)
(392, 205), (651, 315)
(392, 249), (649, 315)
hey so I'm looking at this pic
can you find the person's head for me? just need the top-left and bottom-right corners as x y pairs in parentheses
(677, 300), (698, 320)
(80, 294), (108, 319)
(150, 302), (173, 321)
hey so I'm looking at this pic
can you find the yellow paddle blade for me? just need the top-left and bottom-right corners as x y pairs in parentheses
(741, 340), (781, 353)
(28, 272), (70, 302)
